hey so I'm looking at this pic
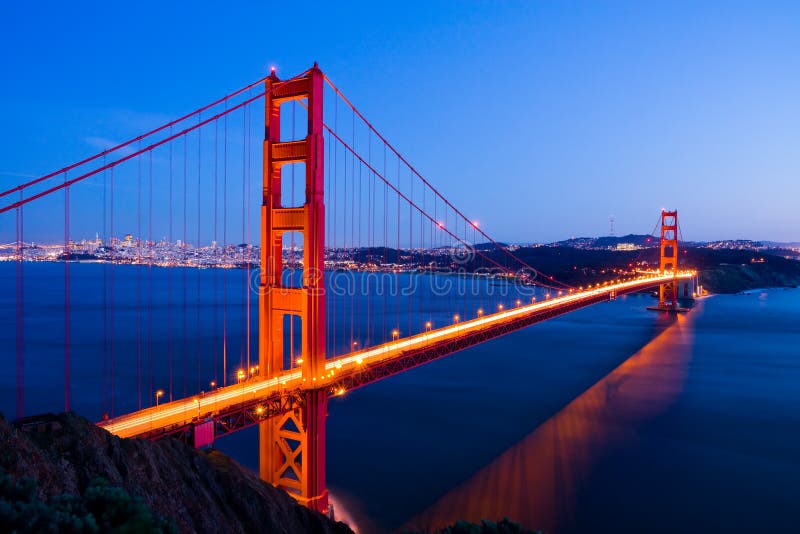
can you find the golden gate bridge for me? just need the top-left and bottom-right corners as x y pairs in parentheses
(0, 64), (695, 513)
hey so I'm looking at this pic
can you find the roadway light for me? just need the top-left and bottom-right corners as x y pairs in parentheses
(210, 381), (216, 389)
(477, 308), (483, 317)
(516, 299), (521, 307)
(453, 314), (460, 323)
(498, 304), (503, 311)
(256, 406), (264, 415)
(425, 321), (432, 331)
(392, 329), (399, 340)
(155, 390), (164, 407)
(531, 297), (537, 303)
(237, 369), (245, 382)
(296, 357), (304, 365)
(353, 341), (358, 349)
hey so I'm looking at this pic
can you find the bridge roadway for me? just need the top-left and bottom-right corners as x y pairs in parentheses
(98, 272), (694, 440)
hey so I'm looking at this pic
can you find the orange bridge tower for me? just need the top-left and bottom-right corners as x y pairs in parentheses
(259, 64), (328, 513)
(658, 209), (679, 309)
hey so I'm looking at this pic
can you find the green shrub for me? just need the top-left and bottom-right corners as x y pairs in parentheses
(0, 469), (176, 533)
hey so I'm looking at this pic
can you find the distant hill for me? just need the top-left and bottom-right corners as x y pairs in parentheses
(474, 242), (508, 250)
(763, 241), (800, 249)
(552, 234), (656, 248)
(428, 242), (799, 293)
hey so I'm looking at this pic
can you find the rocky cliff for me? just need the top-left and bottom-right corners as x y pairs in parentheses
(0, 413), (353, 534)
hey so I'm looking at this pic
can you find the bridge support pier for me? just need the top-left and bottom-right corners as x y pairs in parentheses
(259, 390), (328, 513)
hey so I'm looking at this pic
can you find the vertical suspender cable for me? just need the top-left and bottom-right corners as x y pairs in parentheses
(137, 147), (142, 410)
(290, 102), (296, 366)
(16, 191), (24, 418)
(382, 144), (387, 343)
(102, 158), (108, 416)
(213, 118), (219, 384)
(408, 162), (413, 336)
(183, 134), (188, 398)
(223, 104), (228, 386)
(110, 166), (115, 416)
(350, 108), (355, 350)
(168, 133), (174, 401)
(357, 138), (362, 347)
(332, 98), (338, 356)
(396, 158), (400, 334)
(367, 132), (372, 345)
(197, 114), (202, 393)
(341, 104), (347, 351)
(148, 151), (153, 405)
(324, 129), (329, 355)
(241, 104), (247, 374)
(64, 172), (71, 412)
(246, 101), (252, 376)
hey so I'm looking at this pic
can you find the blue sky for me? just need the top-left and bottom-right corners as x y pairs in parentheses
(2, 1), (799, 243)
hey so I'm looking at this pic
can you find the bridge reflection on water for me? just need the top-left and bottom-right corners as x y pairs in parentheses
(407, 302), (699, 533)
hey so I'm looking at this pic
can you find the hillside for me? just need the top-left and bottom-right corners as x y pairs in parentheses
(496, 246), (800, 293)
(0, 413), (353, 534)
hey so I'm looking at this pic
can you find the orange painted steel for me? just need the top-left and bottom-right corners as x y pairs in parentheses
(258, 64), (328, 513)
(658, 210), (679, 308)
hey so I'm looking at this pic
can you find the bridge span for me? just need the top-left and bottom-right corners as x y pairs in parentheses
(99, 271), (694, 440)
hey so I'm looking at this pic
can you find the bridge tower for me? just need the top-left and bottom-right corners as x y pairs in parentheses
(259, 65), (328, 513)
(658, 209), (679, 309)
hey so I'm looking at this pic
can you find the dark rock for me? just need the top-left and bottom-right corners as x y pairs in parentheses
(0, 413), (353, 534)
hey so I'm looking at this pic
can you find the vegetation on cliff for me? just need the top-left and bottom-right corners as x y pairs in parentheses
(0, 413), (353, 534)
(0, 469), (176, 532)
(405, 517), (540, 534)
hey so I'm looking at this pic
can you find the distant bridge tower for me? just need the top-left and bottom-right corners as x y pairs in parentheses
(658, 209), (679, 309)
(259, 64), (328, 513)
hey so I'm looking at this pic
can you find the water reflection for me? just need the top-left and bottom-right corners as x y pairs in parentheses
(407, 304), (699, 533)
